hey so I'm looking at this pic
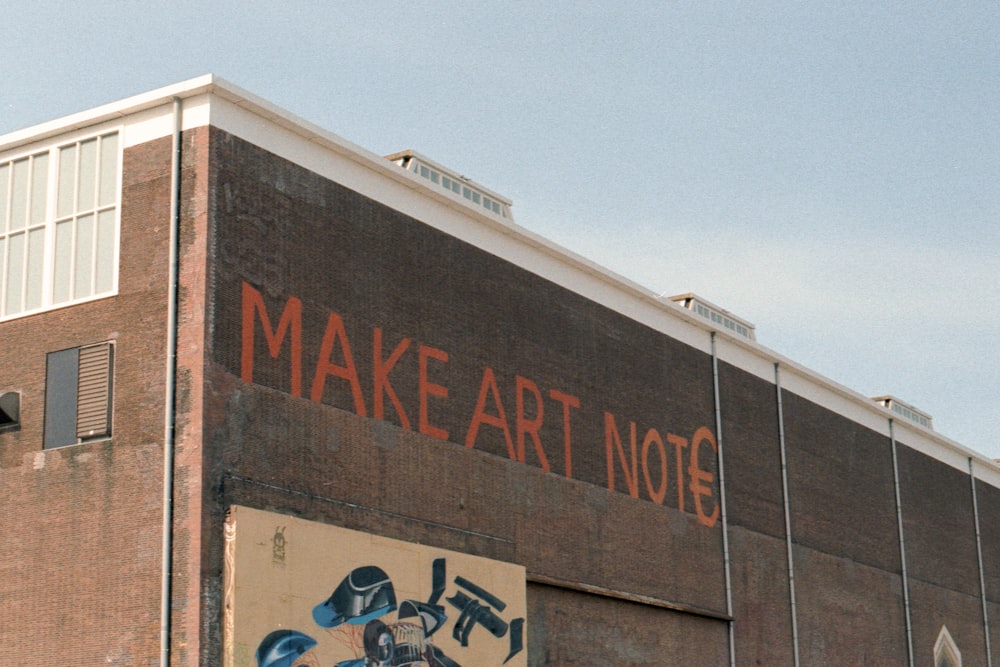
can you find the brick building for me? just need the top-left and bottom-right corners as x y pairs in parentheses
(0, 76), (996, 666)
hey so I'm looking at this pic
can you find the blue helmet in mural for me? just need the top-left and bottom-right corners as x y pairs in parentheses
(313, 565), (397, 628)
(255, 629), (317, 667)
(398, 599), (447, 638)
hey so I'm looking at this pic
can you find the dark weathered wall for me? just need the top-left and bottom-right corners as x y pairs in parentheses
(718, 362), (796, 665)
(203, 129), (729, 664)
(780, 391), (910, 663)
(898, 444), (990, 666)
(978, 481), (1000, 660)
(527, 584), (730, 666)
(196, 129), (1000, 666)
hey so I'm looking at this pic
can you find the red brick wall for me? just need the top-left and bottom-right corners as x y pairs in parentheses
(171, 125), (212, 666)
(0, 132), (176, 663)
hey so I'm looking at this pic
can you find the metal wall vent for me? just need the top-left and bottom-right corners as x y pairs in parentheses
(0, 391), (20, 432)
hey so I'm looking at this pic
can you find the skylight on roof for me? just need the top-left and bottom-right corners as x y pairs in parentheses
(386, 150), (513, 221)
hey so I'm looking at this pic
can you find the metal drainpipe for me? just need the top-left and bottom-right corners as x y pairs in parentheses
(774, 364), (801, 667)
(969, 458), (994, 667)
(710, 333), (737, 667)
(889, 419), (915, 666)
(160, 96), (182, 667)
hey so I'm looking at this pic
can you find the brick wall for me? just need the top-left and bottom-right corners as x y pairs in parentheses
(0, 132), (176, 664)
(194, 129), (1000, 666)
(200, 129), (729, 664)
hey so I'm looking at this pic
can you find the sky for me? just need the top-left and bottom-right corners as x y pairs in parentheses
(2, 1), (997, 458)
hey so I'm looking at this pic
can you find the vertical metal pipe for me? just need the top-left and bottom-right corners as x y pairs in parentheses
(969, 458), (994, 667)
(710, 333), (736, 667)
(774, 364), (801, 667)
(889, 420), (915, 666)
(160, 96), (182, 667)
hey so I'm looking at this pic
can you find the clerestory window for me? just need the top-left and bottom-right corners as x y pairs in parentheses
(0, 131), (120, 320)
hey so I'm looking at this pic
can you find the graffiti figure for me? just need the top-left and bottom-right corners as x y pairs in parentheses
(310, 562), (457, 667)
(256, 558), (524, 667)
(313, 565), (398, 628)
(256, 629), (318, 667)
(446, 577), (524, 664)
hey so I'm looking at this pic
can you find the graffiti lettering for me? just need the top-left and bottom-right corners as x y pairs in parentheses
(374, 328), (412, 429)
(311, 310), (367, 415)
(689, 427), (720, 527)
(239, 281), (718, 527)
(604, 412), (719, 526)
(241, 282), (303, 397)
(466, 366), (515, 459)
(547, 389), (580, 478)
(418, 344), (449, 440)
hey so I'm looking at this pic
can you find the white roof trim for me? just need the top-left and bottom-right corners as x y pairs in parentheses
(2, 75), (994, 476)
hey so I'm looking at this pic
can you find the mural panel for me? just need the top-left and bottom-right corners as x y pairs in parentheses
(224, 506), (528, 667)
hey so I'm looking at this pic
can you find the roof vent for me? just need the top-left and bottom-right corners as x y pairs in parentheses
(0, 391), (20, 433)
(386, 150), (513, 221)
(872, 395), (933, 430)
(666, 293), (756, 340)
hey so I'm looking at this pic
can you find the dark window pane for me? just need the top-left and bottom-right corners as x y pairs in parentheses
(44, 347), (79, 448)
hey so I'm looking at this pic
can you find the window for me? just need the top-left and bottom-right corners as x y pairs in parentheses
(43, 342), (114, 448)
(934, 626), (961, 667)
(0, 131), (120, 320)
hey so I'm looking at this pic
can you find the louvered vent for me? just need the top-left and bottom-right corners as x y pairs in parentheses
(76, 343), (113, 439)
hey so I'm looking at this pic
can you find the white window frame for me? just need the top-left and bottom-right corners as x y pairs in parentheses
(934, 626), (961, 667)
(0, 129), (122, 322)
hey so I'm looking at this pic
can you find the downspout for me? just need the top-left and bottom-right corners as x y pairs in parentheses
(889, 419), (915, 666)
(969, 458), (994, 667)
(775, 364), (801, 667)
(161, 96), (183, 667)
(710, 333), (736, 667)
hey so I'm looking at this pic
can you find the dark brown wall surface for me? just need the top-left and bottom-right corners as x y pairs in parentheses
(978, 481), (1000, 603)
(727, 527), (796, 667)
(527, 584), (730, 666)
(897, 445), (980, 597)
(209, 128), (722, 521)
(793, 544), (909, 664)
(717, 361), (784, 538)
(194, 128), (1000, 665)
(782, 391), (900, 573)
(0, 134), (176, 663)
(717, 363), (798, 665)
(780, 390), (909, 661)
(977, 482), (1000, 659)
(201, 129), (730, 662)
(897, 443), (990, 665)
(908, 578), (989, 667)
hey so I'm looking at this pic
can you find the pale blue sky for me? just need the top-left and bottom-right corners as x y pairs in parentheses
(3, 1), (998, 457)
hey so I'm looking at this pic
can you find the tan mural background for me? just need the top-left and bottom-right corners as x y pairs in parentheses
(224, 506), (527, 667)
